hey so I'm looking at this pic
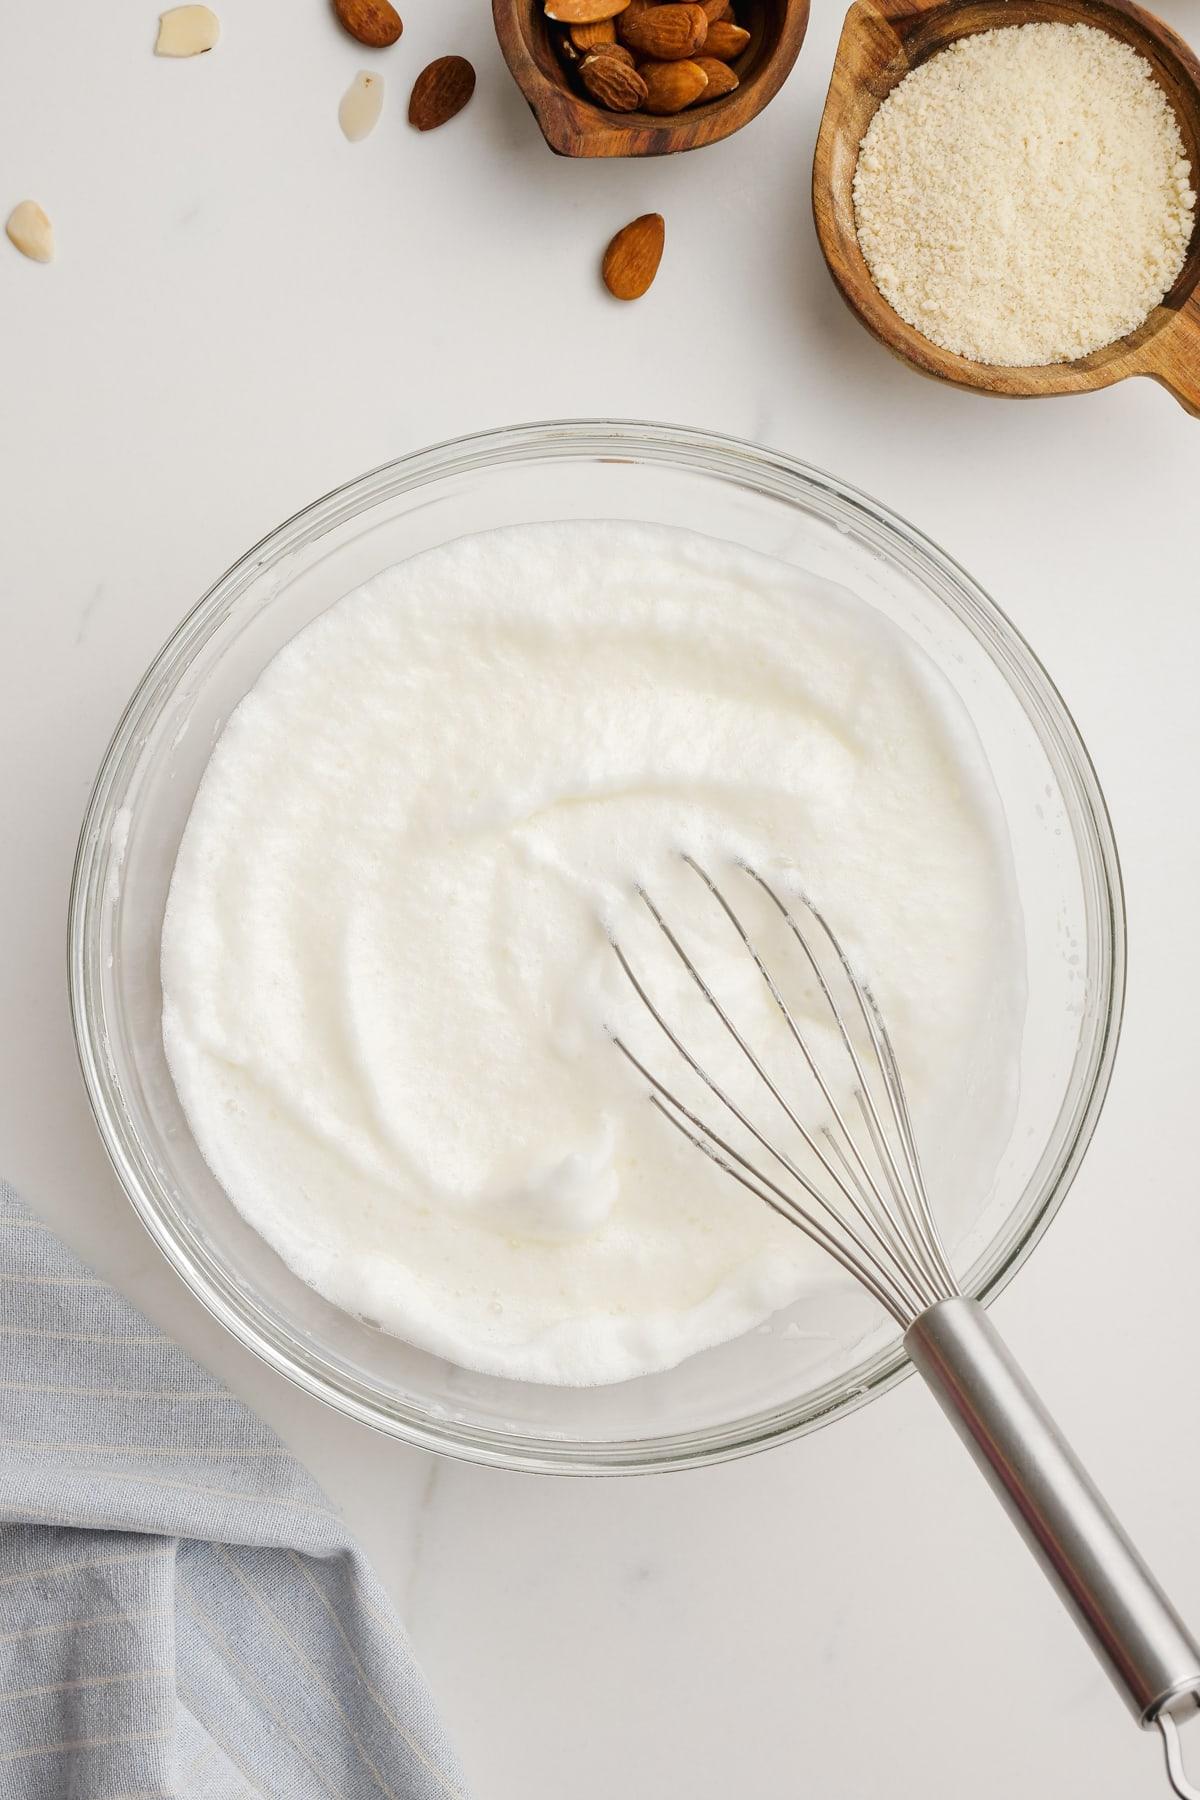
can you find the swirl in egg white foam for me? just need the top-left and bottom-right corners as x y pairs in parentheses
(161, 521), (1025, 1385)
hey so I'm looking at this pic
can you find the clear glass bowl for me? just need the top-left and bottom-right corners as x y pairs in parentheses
(68, 421), (1124, 1474)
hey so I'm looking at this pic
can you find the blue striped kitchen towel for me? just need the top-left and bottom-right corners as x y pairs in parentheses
(0, 1180), (468, 1800)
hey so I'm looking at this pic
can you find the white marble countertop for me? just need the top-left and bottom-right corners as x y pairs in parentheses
(3, 3), (1200, 1795)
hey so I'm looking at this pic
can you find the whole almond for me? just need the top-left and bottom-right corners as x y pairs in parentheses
(639, 56), (708, 111)
(333, 0), (402, 48)
(698, 19), (749, 58)
(408, 55), (476, 129)
(692, 54), (738, 94)
(602, 213), (664, 300)
(613, 0), (652, 34)
(570, 17), (615, 46)
(587, 39), (634, 62)
(579, 50), (648, 108)
(619, 2), (706, 58)
(698, 0), (727, 20)
(545, 0), (630, 21)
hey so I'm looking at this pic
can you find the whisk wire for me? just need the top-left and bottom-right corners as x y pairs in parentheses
(628, 1047), (911, 1325)
(857, 999), (954, 1295)
(742, 867), (958, 1304)
(681, 856), (946, 1312)
(612, 1024), (914, 1325)
(608, 944), (926, 1322)
(627, 884), (932, 1316)
(610, 857), (962, 1329)
(818, 1124), (923, 1292)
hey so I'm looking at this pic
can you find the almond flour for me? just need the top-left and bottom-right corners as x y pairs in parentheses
(852, 23), (1196, 367)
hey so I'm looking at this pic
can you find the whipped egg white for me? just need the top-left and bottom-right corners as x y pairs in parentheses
(161, 521), (1025, 1385)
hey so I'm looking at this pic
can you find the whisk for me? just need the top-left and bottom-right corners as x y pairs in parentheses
(611, 854), (1200, 1798)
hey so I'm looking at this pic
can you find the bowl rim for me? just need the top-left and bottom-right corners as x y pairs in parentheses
(67, 417), (1127, 1475)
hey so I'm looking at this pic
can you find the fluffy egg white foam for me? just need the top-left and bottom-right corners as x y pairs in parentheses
(161, 521), (1025, 1385)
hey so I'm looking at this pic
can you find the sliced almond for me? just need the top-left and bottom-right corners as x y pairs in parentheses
(579, 50), (648, 109)
(5, 201), (53, 263)
(545, 0), (629, 21)
(408, 55), (476, 130)
(639, 57), (708, 111)
(692, 55), (738, 95)
(333, 0), (403, 47)
(618, 2), (706, 59)
(602, 213), (664, 300)
(698, 19), (749, 58)
(339, 70), (385, 140)
(154, 5), (220, 56)
(570, 18), (616, 47)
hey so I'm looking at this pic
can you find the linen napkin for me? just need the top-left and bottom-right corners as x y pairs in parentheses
(0, 1180), (468, 1800)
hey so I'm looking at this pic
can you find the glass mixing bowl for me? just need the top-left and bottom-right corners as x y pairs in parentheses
(68, 421), (1124, 1473)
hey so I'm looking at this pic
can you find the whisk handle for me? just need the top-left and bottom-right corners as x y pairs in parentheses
(907, 1296), (1200, 1729)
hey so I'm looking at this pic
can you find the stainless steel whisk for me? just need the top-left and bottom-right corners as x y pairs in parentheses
(611, 854), (1200, 1797)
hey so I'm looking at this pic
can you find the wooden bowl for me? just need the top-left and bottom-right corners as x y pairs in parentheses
(494, 0), (810, 156)
(812, 0), (1200, 412)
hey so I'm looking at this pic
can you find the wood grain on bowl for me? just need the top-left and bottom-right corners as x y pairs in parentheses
(812, 0), (1200, 411)
(494, 0), (809, 155)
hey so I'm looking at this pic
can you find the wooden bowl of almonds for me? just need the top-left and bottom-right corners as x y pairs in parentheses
(813, 0), (1200, 410)
(494, 0), (810, 156)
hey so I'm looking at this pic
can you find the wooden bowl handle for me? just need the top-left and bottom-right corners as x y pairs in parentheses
(1149, 291), (1200, 416)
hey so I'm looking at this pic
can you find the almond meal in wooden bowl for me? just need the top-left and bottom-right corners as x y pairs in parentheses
(812, 0), (1200, 410)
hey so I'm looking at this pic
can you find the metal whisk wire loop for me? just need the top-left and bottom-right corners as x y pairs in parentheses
(609, 854), (958, 1330)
